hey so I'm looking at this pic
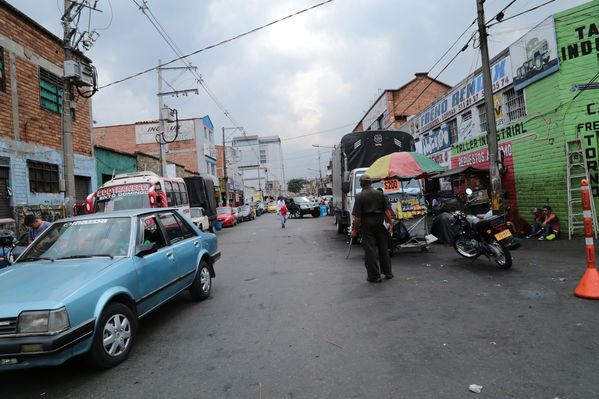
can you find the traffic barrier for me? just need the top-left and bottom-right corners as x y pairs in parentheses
(574, 179), (599, 299)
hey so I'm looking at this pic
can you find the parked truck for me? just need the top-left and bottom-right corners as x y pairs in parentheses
(183, 176), (218, 232)
(332, 130), (414, 234)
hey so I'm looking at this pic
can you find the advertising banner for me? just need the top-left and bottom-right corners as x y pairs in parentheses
(509, 16), (560, 91)
(135, 119), (195, 144)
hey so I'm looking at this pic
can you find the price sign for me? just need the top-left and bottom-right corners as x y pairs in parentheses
(383, 178), (400, 192)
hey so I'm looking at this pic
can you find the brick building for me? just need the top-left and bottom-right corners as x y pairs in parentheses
(354, 72), (451, 132)
(403, 1), (599, 237)
(93, 116), (218, 185)
(0, 1), (96, 226)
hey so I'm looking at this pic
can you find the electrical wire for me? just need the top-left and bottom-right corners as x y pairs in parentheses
(487, 0), (557, 28)
(100, 0), (335, 90)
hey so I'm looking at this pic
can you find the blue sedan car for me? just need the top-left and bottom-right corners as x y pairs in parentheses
(0, 209), (220, 370)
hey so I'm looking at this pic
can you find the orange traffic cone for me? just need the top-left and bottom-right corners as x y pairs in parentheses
(575, 267), (599, 299)
(575, 179), (599, 299)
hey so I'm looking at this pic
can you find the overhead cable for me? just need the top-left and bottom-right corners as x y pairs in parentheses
(100, 0), (335, 90)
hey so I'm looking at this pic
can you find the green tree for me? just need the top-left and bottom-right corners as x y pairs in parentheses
(288, 178), (309, 193)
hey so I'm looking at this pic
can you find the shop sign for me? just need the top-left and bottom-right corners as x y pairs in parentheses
(419, 56), (512, 132)
(421, 126), (450, 155)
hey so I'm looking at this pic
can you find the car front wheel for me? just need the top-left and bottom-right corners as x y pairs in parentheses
(86, 302), (137, 369)
(189, 260), (211, 300)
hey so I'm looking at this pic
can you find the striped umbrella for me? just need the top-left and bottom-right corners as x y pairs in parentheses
(365, 152), (445, 180)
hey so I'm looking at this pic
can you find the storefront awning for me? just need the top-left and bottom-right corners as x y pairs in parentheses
(432, 166), (489, 179)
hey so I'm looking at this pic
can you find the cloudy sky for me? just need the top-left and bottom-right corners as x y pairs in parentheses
(10, 0), (587, 181)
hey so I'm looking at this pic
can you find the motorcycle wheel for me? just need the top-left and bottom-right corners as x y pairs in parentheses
(488, 240), (512, 269)
(453, 234), (478, 259)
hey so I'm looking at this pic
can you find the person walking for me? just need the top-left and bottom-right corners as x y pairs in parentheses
(279, 202), (288, 228)
(350, 174), (394, 283)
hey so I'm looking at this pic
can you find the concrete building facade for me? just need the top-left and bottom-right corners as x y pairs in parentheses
(232, 135), (284, 199)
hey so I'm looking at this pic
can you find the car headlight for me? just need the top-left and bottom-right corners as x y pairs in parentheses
(18, 307), (70, 334)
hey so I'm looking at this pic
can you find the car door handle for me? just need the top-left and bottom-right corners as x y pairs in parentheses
(194, 241), (199, 247)
(166, 251), (173, 257)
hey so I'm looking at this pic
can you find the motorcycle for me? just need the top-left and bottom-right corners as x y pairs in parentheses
(451, 210), (513, 269)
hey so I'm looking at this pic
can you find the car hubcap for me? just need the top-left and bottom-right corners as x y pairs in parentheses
(201, 267), (211, 292)
(103, 313), (131, 357)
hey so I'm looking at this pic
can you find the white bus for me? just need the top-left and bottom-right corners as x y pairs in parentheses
(84, 171), (190, 217)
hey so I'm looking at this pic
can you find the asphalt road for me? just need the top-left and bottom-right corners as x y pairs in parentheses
(2, 212), (598, 398)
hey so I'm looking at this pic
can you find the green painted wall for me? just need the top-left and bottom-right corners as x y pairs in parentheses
(94, 147), (137, 185)
(512, 1), (599, 234)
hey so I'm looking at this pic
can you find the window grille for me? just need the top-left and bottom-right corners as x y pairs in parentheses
(28, 160), (59, 193)
(448, 119), (458, 144)
(504, 89), (526, 122)
(478, 104), (487, 133)
(39, 68), (63, 114)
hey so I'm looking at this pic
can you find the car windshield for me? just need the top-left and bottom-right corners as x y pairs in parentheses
(240, 205), (249, 211)
(190, 208), (203, 218)
(293, 197), (311, 204)
(217, 207), (231, 214)
(19, 217), (132, 261)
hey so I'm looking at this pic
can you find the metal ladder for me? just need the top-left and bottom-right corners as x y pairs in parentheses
(566, 138), (598, 239)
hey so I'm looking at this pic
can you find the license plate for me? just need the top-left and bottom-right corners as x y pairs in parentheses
(310, 207), (314, 211)
(383, 178), (400, 192)
(494, 229), (512, 241)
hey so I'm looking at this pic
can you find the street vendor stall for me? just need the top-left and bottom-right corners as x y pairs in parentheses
(366, 152), (444, 251)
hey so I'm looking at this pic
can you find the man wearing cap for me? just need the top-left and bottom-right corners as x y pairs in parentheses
(350, 174), (394, 283)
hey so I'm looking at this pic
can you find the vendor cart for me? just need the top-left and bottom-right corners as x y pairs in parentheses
(365, 151), (445, 252)
(389, 195), (437, 252)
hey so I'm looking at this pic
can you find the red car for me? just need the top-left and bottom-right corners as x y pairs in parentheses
(216, 206), (237, 227)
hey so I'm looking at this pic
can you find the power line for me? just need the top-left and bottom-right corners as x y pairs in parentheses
(100, 0), (335, 90)
(132, 0), (245, 130)
(487, 0), (557, 28)
(280, 123), (355, 141)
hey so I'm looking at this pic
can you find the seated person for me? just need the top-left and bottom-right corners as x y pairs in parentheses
(432, 191), (445, 215)
(527, 208), (544, 238)
(529, 206), (559, 240)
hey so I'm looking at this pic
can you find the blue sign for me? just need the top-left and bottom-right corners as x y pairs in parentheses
(421, 126), (450, 155)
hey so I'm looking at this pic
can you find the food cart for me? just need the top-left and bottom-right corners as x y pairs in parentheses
(365, 152), (444, 252)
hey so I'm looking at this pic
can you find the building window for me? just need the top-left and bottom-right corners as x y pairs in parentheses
(260, 146), (267, 164)
(448, 119), (458, 144)
(28, 160), (59, 193)
(504, 88), (526, 122)
(39, 68), (63, 114)
(0, 46), (5, 92)
(478, 104), (487, 133)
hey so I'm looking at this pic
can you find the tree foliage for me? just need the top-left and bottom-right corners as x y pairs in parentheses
(287, 178), (309, 193)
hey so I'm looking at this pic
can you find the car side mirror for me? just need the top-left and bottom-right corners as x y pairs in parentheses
(135, 242), (157, 257)
(342, 181), (350, 193)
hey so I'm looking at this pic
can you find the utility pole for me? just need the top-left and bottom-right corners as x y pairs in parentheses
(156, 61), (198, 177)
(476, 0), (503, 215)
(62, 0), (75, 215)
(157, 59), (167, 177)
(222, 127), (228, 206)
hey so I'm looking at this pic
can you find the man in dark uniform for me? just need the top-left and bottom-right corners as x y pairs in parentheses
(350, 174), (393, 283)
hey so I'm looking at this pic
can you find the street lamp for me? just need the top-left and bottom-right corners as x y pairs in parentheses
(222, 126), (243, 206)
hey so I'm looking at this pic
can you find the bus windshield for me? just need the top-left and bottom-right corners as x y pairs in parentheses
(94, 183), (152, 212)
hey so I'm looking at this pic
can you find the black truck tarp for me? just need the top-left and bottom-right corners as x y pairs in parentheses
(184, 176), (217, 220)
(339, 130), (415, 172)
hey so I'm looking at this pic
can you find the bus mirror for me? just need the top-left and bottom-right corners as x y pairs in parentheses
(342, 181), (350, 193)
